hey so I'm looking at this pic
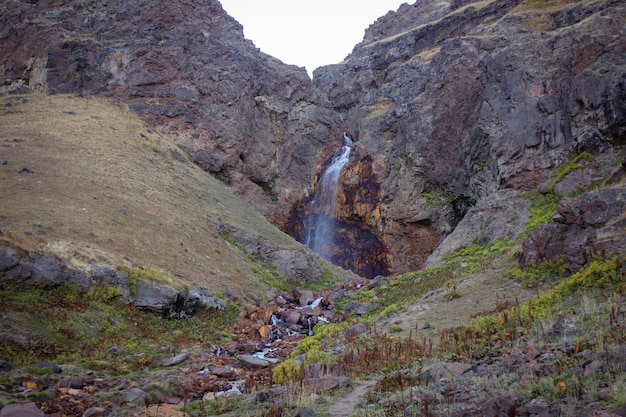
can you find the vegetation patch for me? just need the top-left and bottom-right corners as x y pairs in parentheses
(505, 255), (568, 288)
(519, 191), (561, 239)
(547, 151), (594, 192)
(0, 284), (239, 373)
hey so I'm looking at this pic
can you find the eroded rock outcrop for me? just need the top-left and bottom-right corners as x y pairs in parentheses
(0, 242), (224, 317)
(521, 184), (626, 273)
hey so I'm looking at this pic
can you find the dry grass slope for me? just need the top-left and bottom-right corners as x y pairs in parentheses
(0, 94), (305, 297)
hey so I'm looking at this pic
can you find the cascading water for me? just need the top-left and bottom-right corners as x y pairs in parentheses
(303, 134), (353, 260)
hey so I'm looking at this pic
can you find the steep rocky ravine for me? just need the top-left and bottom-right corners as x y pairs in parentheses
(1, 0), (625, 275)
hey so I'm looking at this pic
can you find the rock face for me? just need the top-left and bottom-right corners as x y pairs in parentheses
(1, 0), (625, 276)
(0, 243), (224, 317)
(288, 146), (392, 278)
(521, 185), (626, 273)
(313, 0), (626, 273)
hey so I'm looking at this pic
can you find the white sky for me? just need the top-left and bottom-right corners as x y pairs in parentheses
(218, 0), (414, 76)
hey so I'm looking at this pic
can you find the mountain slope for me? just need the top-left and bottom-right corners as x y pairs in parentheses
(0, 94), (350, 304)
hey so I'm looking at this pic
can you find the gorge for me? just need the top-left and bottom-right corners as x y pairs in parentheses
(1, 0), (625, 280)
(1, 0), (626, 415)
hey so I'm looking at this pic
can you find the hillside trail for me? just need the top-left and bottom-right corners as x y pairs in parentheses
(325, 265), (535, 416)
(327, 379), (378, 417)
(375, 264), (536, 341)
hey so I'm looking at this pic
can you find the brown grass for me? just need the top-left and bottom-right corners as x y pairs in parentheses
(0, 94), (304, 296)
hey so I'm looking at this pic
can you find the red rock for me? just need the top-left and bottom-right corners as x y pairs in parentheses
(283, 310), (301, 325)
(209, 365), (234, 378)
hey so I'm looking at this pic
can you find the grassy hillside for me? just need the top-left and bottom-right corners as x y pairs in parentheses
(0, 94), (336, 298)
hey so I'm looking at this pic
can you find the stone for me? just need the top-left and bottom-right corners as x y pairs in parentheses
(237, 354), (270, 369)
(367, 275), (388, 289)
(34, 361), (62, 373)
(0, 360), (11, 372)
(344, 324), (367, 339)
(153, 390), (182, 404)
(299, 305), (322, 316)
(282, 310), (301, 325)
(526, 397), (549, 415)
(421, 362), (473, 382)
(161, 352), (189, 367)
(208, 365), (234, 378)
(584, 360), (604, 377)
(0, 246), (19, 272)
(0, 402), (45, 417)
(589, 411), (622, 417)
(82, 407), (106, 417)
(295, 406), (316, 417)
(355, 304), (372, 315)
(298, 290), (316, 307)
(106, 346), (122, 355)
(123, 387), (149, 405)
(327, 288), (344, 304)
(254, 386), (288, 403)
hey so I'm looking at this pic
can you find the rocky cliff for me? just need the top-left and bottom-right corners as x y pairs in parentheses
(1, 0), (625, 278)
(313, 0), (626, 273)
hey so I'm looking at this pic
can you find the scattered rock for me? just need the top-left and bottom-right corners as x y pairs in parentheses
(0, 360), (12, 372)
(327, 288), (344, 304)
(209, 365), (234, 378)
(153, 389), (182, 404)
(355, 304), (372, 315)
(203, 386), (242, 401)
(590, 411), (623, 417)
(18, 167), (33, 174)
(421, 362), (473, 382)
(298, 290), (315, 307)
(526, 397), (549, 415)
(0, 159), (7, 165)
(367, 275), (388, 289)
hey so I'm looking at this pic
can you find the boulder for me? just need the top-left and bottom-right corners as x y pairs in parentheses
(420, 362), (473, 382)
(160, 352), (189, 367)
(237, 354), (271, 369)
(123, 387), (149, 405)
(0, 402), (44, 417)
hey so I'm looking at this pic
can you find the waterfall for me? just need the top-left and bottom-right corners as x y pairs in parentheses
(304, 142), (352, 260)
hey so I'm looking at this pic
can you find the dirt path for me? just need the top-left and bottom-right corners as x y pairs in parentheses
(327, 379), (377, 417)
